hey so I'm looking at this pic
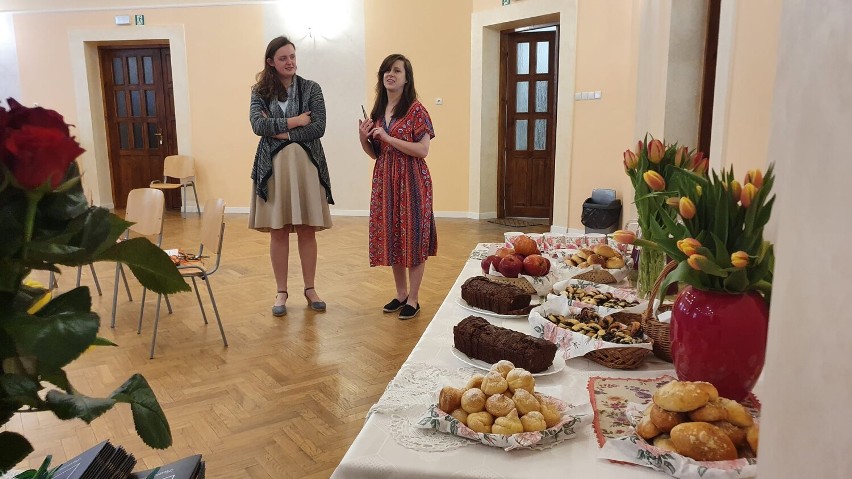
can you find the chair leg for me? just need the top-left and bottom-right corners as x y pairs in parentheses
(111, 262), (121, 328)
(191, 182), (201, 215)
(76, 265), (83, 288)
(181, 184), (187, 218)
(150, 293), (163, 359)
(138, 287), (148, 333)
(89, 264), (103, 296)
(119, 264), (133, 301)
(191, 277), (208, 324)
(164, 294), (173, 314)
(48, 271), (57, 290)
(203, 276), (228, 347)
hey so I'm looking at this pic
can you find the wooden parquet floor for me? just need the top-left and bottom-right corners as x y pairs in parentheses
(8, 213), (549, 478)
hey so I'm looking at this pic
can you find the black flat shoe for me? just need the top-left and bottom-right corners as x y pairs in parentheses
(383, 297), (407, 313)
(398, 303), (420, 320)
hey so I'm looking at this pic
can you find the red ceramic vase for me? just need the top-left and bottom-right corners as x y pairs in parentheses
(670, 286), (769, 401)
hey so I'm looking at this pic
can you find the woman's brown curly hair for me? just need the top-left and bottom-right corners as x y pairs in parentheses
(252, 36), (294, 102)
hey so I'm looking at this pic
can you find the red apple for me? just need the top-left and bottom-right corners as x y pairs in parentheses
(481, 254), (500, 274)
(513, 235), (540, 256)
(498, 254), (524, 278)
(495, 246), (515, 258)
(522, 254), (551, 276)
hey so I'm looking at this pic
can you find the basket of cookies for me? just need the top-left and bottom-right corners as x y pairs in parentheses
(529, 295), (652, 369)
(416, 361), (591, 450)
(598, 379), (759, 478)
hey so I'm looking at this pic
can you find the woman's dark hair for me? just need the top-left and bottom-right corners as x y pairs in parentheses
(370, 54), (417, 121)
(253, 36), (295, 101)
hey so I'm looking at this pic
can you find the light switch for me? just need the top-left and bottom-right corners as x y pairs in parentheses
(581, 91), (591, 100)
(435, 98), (443, 105)
(594, 90), (601, 99)
(574, 92), (582, 100)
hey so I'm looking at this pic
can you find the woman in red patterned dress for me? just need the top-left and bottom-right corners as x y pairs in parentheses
(358, 54), (437, 320)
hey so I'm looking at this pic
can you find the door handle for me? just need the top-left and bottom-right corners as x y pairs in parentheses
(154, 130), (163, 146)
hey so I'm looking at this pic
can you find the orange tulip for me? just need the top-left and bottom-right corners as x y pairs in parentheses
(612, 230), (637, 244)
(648, 139), (664, 164)
(730, 180), (742, 201)
(677, 238), (701, 256)
(643, 170), (666, 191)
(679, 197), (696, 219)
(731, 251), (749, 268)
(623, 149), (638, 170)
(744, 169), (764, 188)
(635, 140), (644, 157)
(740, 183), (757, 208)
(675, 146), (689, 168)
(687, 254), (708, 271)
(665, 196), (681, 207)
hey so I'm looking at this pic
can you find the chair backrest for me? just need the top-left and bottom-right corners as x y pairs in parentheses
(200, 198), (226, 257)
(163, 155), (195, 180)
(125, 188), (165, 239)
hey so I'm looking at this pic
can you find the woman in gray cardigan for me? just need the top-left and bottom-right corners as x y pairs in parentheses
(249, 36), (334, 317)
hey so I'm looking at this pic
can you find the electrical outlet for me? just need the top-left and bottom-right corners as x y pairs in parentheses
(435, 98), (443, 105)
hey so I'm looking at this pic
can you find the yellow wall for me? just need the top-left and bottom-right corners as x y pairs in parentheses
(720, 0), (781, 178)
(363, 0), (472, 214)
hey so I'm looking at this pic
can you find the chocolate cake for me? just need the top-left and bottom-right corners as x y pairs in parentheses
(460, 276), (533, 315)
(453, 316), (557, 373)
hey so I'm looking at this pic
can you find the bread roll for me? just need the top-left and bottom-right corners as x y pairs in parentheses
(480, 371), (509, 395)
(490, 360), (515, 378)
(587, 254), (606, 266)
(649, 404), (687, 432)
(653, 380), (710, 412)
(520, 411), (547, 432)
(439, 386), (464, 413)
(694, 381), (720, 402)
(577, 249), (593, 260)
(605, 256), (625, 269)
(506, 368), (535, 393)
(652, 435), (677, 452)
(710, 420), (747, 447)
(670, 422), (737, 461)
(636, 414), (661, 440)
(746, 424), (759, 454)
(570, 254), (584, 265)
(689, 399), (728, 422)
(450, 408), (468, 425)
(466, 411), (494, 433)
(465, 374), (485, 390)
(719, 398), (754, 427)
(485, 393), (515, 417)
(461, 388), (486, 413)
(593, 244), (619, 258)
(492, 408), (524, 435)
(511, 389), (541, 416)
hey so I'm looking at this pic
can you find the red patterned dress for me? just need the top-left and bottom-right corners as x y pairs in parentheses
(369, 100), (437, 267)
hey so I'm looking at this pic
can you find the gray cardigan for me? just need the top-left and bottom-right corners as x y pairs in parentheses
(249, 75), (334, 204)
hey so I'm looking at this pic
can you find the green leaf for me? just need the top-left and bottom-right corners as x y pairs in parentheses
(2, 288), (99, 370)
(723, 268), (749, 292)
(110, 374), (172, 449)
(93, 238), (190, 295)
(0, 374), (41, 406)
(40, 369), (74, 394)
(44, 390), (116, 422)
(0, 431), (33, 474)
(91, 336), (118, 347)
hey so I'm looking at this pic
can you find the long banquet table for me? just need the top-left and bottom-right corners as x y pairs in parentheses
(332, 244), (679, 478)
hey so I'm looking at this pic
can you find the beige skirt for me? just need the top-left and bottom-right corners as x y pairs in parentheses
(249, 144), (333, 232)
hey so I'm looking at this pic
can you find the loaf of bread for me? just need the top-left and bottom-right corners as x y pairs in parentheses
(460, 276), (532, 315)
(453, 316), (556, 373)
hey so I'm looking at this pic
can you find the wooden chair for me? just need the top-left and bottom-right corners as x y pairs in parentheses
(147, 198), (229, 358)
(149, 155), (200, 217)
(110, 188), (172, 328)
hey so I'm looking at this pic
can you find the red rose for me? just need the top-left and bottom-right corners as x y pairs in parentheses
(3, 98), (69, 134)
(4, 125), (85, 189)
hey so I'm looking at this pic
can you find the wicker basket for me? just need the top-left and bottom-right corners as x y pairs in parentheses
(642, 261), (678, 362)
(586, 347), (651, 370)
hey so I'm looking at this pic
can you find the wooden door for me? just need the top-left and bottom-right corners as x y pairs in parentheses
(100, 47), (178, 209)
(499, 29), (558, 220)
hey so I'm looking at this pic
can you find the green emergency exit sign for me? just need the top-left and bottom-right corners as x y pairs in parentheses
(502, 0), (510, 5)
(135, 14), (144, 25)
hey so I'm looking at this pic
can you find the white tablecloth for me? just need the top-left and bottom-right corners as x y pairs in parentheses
(332, 244), (677, 479)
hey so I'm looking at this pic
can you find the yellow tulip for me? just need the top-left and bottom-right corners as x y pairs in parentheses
(679, 197), (696, 219)
(695, 185), (703, 197)
(648, 139), (664, 164)
(674, 146), (687, 167)
(687, 254), (708, 271)
(740, 183), (758, 208)
(623, 149), (638, 170)
(731, 251), (749, 268)
(730, 180), (742, 201)
(643, 170), (666, 191)
(677, 238), (702, 256)
(744, 169), (764, 189)
(612, 230), (637, 244)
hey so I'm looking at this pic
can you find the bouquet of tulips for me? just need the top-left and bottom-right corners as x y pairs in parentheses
(614, 163), (775, 301)
(622, 136), (708, 297)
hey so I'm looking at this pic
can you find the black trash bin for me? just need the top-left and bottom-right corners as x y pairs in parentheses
(581, 189), (622, 234)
